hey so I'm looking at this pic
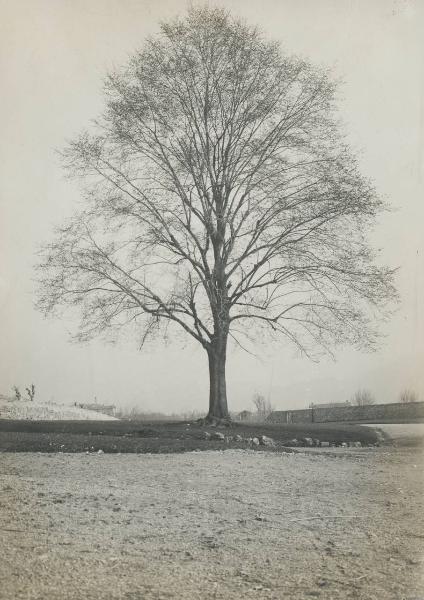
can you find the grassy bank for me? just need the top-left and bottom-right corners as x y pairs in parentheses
(0, 419), (379, 453)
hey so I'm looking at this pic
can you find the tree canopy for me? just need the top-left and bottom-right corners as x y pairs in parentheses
(36, 7), (397, 420)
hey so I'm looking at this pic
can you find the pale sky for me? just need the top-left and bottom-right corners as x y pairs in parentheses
(0, 0), (423, 413)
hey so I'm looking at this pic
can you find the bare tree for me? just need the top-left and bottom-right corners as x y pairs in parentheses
(25, 384), (36, 402)
(352, 389), (375, 406)
(36, 7), (397, 422)
(399, 389), (419, 403)
(252, 393), (273, 419)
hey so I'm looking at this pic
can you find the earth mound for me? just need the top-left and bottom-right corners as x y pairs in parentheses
(0, 397), (117, 421)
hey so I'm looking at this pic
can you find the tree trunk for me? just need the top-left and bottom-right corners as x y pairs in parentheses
(206, 335), (229, 421)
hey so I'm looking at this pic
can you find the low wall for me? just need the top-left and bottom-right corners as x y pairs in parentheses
(267, 408), (313, 424)
(268, 401), (424, 424)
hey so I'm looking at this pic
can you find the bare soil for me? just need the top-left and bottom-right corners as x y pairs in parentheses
(1, 447), (423, 600)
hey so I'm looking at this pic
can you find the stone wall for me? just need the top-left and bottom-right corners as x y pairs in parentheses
(268, 401), (424, 424)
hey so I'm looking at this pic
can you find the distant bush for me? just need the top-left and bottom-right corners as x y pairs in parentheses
(12, 386), (21, 401)
(114, 406), (183, 421)
(177, 410), (206, 421)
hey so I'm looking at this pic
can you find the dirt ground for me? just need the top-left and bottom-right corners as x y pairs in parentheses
(0, 448), (423, 600)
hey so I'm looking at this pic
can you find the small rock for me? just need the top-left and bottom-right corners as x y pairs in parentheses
(320, 441), (330, 447)
(97, 449), (104, 454)
(302, 437), (313, 447)
(238, 569), (249, 578)
(210, 432), (225, 441)
(341, 442), (348, 448)
(259, 435), (275, 447)
(251, 437), (260, 446)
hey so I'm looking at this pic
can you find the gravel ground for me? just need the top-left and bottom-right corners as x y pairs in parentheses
(0, 448), (423, 600)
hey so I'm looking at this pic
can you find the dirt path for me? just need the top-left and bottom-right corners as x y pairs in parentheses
(0, 448), (423, 600)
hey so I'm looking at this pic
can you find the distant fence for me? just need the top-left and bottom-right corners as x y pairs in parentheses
(267, 401), (424, 424)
